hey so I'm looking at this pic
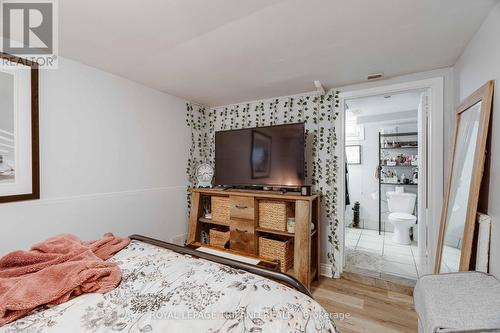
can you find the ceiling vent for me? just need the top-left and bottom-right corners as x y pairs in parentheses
(367, 73), (384, 80)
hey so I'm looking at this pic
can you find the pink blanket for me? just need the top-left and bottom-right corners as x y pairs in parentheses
(0, 233), (130, 326)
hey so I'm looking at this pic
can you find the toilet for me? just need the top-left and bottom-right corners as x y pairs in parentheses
(387, 189), (417, 245)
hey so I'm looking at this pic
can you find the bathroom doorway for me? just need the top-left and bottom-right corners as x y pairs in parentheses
(337, 77), (444, 283)
(344, 90), (422, 281)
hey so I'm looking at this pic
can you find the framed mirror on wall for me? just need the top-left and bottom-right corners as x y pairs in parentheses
(345, 145), (361, 164)
(435, 81), (494, 273)
(0, 53), (39, 203)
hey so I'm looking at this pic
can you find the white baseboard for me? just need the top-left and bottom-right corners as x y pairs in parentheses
(320, 263), (334, 278)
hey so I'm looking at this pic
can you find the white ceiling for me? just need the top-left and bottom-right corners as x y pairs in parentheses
(59, 0), (498, 106)
(346, 90), (423, 117)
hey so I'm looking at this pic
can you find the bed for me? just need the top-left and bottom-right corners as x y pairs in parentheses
(0, 235), (336, 333)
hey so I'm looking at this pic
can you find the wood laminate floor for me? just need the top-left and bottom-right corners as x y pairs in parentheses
(312, 277), (418, 333)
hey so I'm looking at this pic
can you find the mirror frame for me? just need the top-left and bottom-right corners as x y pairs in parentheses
(435, 80), (494, 273)
(0, 52), (39, 203)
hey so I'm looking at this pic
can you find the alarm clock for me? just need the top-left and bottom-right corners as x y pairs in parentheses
(195, 163), (214, 188)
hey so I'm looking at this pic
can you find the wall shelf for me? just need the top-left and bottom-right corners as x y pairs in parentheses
(380, 132), (418, 137)
(256, 227), (294, 237)
(380, 146), (418, 150)
(255, 227), (318, 237)
(378, 131), (418, 235)
(199, 217), (229, 227)
(380, 165), (417, 168)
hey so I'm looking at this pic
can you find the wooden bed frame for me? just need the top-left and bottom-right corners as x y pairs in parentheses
(130, 234), (312, 297)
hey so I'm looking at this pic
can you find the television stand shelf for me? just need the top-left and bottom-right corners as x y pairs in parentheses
(187, 187), (320, 289)
(208, 187), (305, 199)
(188, 242), (280, 271)
(220, 187), (295, 195)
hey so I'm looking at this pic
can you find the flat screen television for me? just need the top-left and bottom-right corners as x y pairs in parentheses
(215, 123), (305, 187)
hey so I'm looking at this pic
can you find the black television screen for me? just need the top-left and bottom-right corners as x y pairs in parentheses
(215, 123), (305, 187)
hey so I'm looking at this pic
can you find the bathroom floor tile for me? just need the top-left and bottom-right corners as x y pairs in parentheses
(346, 232), (361, 240)
(344, 228), (420, 281)
(382, 251), (414, 265)
(380, 260), (418, 279)
(383, 236), (412, 248)
(357, 240), (383, 254)
(345, 238), (358, 249)
(347, 227), (362, 234)
(362, 229), (384, 237)
(359, 234), (384, 244)
(384, 244), (413, 257)
(345, 249), (382, 271)
(360, 231), (384, 242)
(410, 245), (420, 259)
(360, 232), (384, 241)
(383, 235), (412, 246)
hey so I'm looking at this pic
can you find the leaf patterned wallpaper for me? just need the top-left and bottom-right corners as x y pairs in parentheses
(186, 90), (341, 277)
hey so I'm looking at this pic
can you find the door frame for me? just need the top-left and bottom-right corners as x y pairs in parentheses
(337, 77), (444, 276)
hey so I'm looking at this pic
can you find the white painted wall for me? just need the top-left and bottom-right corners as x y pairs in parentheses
(346, 125), (380, 229)
(0, 58), (190, 254)
(454, 2), (500, 278)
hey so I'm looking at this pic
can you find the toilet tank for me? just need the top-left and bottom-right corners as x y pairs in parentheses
(386, 191), (416, 213)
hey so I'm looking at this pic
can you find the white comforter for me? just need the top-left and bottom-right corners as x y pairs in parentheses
(1, 240), (336, 333)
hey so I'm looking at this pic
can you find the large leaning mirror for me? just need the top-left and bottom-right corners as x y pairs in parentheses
(0, 53), (39, 203)
(435, 81), (494, 273)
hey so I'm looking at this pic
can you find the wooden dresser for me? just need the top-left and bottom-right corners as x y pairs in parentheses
(187, 188), (320, 289)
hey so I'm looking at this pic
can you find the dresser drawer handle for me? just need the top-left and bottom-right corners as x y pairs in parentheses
(236, 228), (248, 233)
(235, 205), (248, 209)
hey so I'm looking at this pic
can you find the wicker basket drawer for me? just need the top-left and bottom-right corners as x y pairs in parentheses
(258, 200), (291, 231)
(209, 228), (230, 248)
(211, 196), (230, 224)
(258, 237), (294, 273)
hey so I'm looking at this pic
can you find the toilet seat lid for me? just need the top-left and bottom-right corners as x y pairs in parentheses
(389, 212), (416, 221)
